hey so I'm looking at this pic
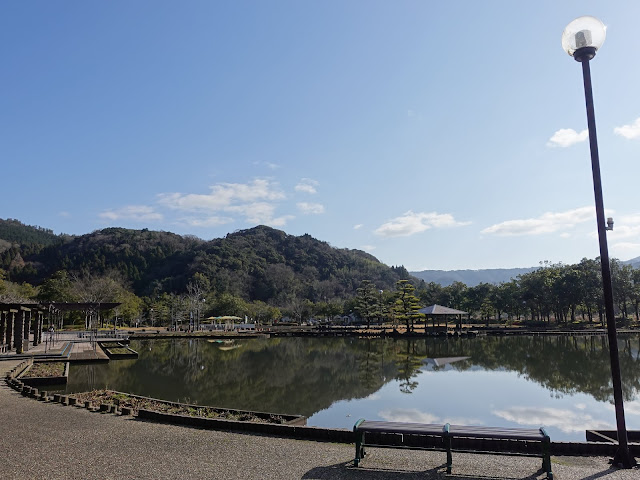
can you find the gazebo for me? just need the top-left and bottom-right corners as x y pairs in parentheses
(418, 304), (467, 331)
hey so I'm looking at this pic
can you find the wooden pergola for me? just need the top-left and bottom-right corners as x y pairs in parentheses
(418, 304), (468, 331)
(0, 302), (120, 354)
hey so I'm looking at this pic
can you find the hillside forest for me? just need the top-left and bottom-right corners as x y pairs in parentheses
(1, 218), (640, 329)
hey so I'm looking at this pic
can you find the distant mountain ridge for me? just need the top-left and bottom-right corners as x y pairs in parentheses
(412, 256), (640, 287)
(410, 268), (538, 287)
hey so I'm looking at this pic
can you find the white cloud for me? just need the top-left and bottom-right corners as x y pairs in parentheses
(155, 179), (292, 226)
(295, 178), (319, 194)
(99, 205), (163, 222)
(481, 206), (594, 237)
(614, 118), (640, 139)
(58, 211), (70, 217)
(181, 216), (233, 227)
(360, 245), (376, 252)
(375, 211), (471, 238)
(547, 128), (588, 148)
(612, 242), (640, 253)
(297, 202), (324, 215)
(492, 406), (612, 434)
(158, 179), (285, 212)
(353, 224), (363, 230)
(227, 202), (294, 226)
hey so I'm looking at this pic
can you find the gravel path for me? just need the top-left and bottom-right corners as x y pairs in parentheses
(1, 360), (638, 479)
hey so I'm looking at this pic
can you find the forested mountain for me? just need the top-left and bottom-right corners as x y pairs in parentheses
(1, 223), (411, 302)
(0, 218), (63, 247)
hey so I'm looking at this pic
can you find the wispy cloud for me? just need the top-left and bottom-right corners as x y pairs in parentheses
(360, 245), (376, 252)
(481, 206), (594, 237)
(547, 128), (588, 148)
(614, 118), (640, 139)
(353, 224), (363, 230)
(492, 406), (612, 433)
(297, 202), (324, 215)
(295, 178), (319, 194)
(99, 205), (163, 222)
(375, 211), (470, 238)
(252, 160), (281, 170)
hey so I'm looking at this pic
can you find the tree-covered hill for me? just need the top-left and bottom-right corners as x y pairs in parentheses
(0, 218), (64, 248)
(3, 223), (410, 302)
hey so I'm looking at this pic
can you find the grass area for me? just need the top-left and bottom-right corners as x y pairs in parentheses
(23, 362), (65, 378)
(107, 347), (133, 354)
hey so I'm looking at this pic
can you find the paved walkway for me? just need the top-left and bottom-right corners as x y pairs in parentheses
(0, 332), (111, 361)
(0, 360), (638, 479)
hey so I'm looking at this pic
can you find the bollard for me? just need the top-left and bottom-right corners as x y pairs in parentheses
(120, 406), (133, 416)
(68, 397), (77, 406)
(53, 394), (61, 403)
(99, 403), (110, 413)
(30, 388), (39, 398)
(40, 391), (48, 401)
(22, 386), (31, 396)
(60, 395), (68, 405)
(84, 400), (92, 410)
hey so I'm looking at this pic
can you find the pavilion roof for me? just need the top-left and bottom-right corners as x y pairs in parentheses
(418, 304), (467, 315)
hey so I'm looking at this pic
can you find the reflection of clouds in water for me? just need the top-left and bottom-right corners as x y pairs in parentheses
(492, 406), (612, 433)
(379, 408), (439, 424)
(606, 399), (640, 416)
(379, 408), (482, 426)
(443, 416), (484, 426)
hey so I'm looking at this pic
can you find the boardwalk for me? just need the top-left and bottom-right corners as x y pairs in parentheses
(1, 361), (639, 479)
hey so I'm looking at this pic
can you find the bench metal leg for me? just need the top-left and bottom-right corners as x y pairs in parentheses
(542, 437), (553, 479)
(354, 431), (365, 467)
(445, 435), (452, 474)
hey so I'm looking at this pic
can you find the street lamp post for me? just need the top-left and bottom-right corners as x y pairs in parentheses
(562, 16), (635, 468)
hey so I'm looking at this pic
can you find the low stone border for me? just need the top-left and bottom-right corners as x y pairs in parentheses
(17, 361), (69, 386)
(97, 342), (138, 359)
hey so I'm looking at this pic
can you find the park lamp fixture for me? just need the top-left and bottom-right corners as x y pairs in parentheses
(562, 16), (635, 468)
(561, 15), (606, 61)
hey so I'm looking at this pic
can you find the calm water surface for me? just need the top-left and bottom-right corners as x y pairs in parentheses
(61, 335), (640, 441)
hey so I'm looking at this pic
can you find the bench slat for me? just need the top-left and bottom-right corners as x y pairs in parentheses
(448, 425), (545, 440)
(356, 420), (444, 435)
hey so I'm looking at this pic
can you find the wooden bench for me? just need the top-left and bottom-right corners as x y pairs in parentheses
(353, 419), (552, 479)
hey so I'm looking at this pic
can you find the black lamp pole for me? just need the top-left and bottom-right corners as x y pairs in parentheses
(574, 45), (635, 468)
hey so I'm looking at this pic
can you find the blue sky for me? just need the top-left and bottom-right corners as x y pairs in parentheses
(3, 1), (640, 271)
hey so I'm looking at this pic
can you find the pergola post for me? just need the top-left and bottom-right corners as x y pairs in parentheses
(0, 311), (6, 347)
(24, 310), (30, 342)
(34, 311), (42, 346)
(6, 311), (14, 350)
(14, 310), (24, 354)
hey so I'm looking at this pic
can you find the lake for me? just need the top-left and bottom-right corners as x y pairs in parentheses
(60, 334), (640, 442)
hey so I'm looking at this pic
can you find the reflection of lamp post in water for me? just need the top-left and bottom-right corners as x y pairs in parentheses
(561, 16), (635, 468)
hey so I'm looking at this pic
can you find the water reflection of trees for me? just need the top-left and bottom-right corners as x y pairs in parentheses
(389, 334), (640, 403)
(65, 335), (640, 416)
